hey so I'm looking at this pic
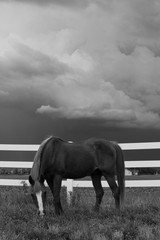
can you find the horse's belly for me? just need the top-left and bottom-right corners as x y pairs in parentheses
(64, 156), (96, 179)
(63, 168), (93, 179)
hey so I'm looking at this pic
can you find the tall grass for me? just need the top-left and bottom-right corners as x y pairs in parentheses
(0, 186), (160, 240)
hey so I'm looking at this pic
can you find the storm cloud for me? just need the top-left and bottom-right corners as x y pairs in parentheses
(1, 0), (160, 129)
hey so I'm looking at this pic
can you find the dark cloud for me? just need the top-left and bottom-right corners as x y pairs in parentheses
(1, 0), (90, 8)
(0, 0), (113, 10)
(1, 0), (160, 131)
(0, 41), (70, 110)
(1, 105), (160, 144)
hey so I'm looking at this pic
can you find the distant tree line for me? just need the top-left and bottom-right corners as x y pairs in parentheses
(1, 168), (160, 176)
(128, 168), (160, 175)
(0, 168), (30, 175)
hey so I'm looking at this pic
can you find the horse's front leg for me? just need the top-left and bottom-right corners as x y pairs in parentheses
(53, 174), (63, 215)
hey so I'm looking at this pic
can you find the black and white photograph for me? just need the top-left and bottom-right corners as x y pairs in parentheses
(0, 0), (160, 239)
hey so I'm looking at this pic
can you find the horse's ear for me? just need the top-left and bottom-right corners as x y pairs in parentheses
(29, 175), (35, 186)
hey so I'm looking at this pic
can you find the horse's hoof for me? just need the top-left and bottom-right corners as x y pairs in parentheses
(93, 206), (99, 212)
(38, 210), (45, 217)
(55, 210), (64, 216)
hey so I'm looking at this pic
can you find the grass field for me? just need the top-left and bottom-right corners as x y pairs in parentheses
(0, 186), (160, 240)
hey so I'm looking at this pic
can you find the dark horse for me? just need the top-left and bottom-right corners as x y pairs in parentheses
(29, 136), (125, 216)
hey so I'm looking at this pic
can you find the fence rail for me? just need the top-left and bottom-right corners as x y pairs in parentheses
(0, 142), (160, 198)
(1, 160), (160, 169)
(1, 142), (160, 151)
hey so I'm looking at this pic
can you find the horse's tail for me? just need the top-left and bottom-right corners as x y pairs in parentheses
(114, 143), (125, 208)
(29, 136), (53, 185)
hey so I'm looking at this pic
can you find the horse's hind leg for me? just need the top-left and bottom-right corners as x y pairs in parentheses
(103, 173), (120, 210)
(53, 174), (63, 215)
(91, 172), (104, 211)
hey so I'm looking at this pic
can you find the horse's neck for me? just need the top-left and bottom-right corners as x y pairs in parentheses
(31, 136), (53, 181)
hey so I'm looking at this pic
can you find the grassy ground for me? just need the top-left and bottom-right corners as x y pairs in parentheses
(0, 186), (160, 240)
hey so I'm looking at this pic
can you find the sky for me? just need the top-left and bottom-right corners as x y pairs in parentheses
(1, 0), (160, 144)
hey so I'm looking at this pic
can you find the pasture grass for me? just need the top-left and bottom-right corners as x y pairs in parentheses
(0, 186), (160, 240)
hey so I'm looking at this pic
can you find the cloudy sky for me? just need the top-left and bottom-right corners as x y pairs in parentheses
(1, 0), (160, 144)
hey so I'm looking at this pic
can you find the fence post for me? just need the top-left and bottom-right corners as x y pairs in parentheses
(66, 179), (73, 205)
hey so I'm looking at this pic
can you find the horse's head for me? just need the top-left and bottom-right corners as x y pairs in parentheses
(29, 175), (47, 217)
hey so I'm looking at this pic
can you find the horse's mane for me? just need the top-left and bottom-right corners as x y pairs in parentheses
(30, 136), (53, 181)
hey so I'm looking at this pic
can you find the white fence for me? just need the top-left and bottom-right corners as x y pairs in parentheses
(0, 142), (160, 198)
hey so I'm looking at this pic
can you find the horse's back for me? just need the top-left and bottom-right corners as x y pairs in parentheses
(84, 138), (117, 172)
(40, 137), (117, 178)
(41, 138), (97, 178)
(66, 138), (117, 173)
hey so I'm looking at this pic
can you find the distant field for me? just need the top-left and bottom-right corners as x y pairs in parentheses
(0, 186), (160, 240)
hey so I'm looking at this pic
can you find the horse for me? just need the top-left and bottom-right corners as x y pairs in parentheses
(29, 136), (125, 217)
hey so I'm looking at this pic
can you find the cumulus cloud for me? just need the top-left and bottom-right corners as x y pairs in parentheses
(0, 0), (160, 128)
